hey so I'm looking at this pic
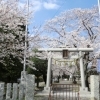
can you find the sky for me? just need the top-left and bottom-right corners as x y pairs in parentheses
(19, 0), (99, 33)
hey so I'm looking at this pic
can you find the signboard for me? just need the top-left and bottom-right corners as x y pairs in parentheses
(62, 50), (69, 58)
(96, 59), (100, 73)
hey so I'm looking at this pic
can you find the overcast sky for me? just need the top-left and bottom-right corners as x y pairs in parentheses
(19, 0), (99, 33)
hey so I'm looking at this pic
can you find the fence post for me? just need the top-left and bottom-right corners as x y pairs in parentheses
(19, 84), (24, 100)
(6, 83), (12, 100)
(90, 75), (99, 100)
(0, 83), (4, 100)
(12, 83), (18, 100)
(25, 74), (35, 100)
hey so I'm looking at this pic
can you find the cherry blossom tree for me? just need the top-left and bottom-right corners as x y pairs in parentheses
(44, 7), (100, 53)
(43, 6), (100, 62)
(0, 0), (28, 82)
(0, 0), (41, 65)
(0, 0), (43, 82)
(0, 0), (26, 64)
(43, 6), (100, 86)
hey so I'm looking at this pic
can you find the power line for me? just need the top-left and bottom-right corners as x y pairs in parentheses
(34, 0), (68, 33)
(51, 0), (68, 19)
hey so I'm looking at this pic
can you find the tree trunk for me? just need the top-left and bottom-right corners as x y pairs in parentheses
(43, 74), (46, 84)
(36, 77), (39, 87)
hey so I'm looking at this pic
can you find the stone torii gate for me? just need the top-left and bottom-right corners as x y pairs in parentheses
(38, 48), (93, 93)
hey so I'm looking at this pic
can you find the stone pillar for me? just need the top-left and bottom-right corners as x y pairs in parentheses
(19, 84), (24, 100)
(90, 75), (99, 100)
(21, 71), (27, 85)
(12, 83), (18, 100)
(21, 71), (27, 95)
(25, 74), (35, 100)
(79, 51), (87, 91)
(6, 83), (12, 99)
(43, 52), (52, 93)
(0, 83), (4, 100)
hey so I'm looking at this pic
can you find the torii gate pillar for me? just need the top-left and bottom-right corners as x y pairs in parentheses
(79, 51), (86, 91)
(43, 52), (52, 93)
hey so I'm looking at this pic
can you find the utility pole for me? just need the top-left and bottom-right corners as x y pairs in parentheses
(23, 0), (29, 71)
(21, 0), (29, 87)
(97, 0), (100, 100)
(98, 0), (100, 16)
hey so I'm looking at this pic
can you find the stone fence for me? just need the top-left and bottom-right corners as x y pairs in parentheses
(0, 74), (35, 100)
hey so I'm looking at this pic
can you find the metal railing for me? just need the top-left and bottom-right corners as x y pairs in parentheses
(48, 83), (80, 100)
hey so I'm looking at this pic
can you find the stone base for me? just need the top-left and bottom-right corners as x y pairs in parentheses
(79, 91), (91, 97)
(91, 97), (98, 100)
(80, 87), (88, 92)
(79, 92), (91, 100)
(79, 97), (90, 100)
(79, 87), (91, 100)
(42, 87), (51, 94)
(43, 87), (50, 92)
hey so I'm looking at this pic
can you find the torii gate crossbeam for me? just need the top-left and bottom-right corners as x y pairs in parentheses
(38, 48), (93, 52)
